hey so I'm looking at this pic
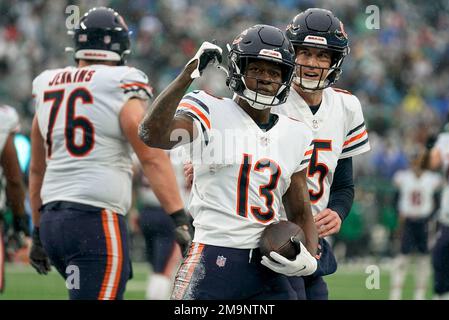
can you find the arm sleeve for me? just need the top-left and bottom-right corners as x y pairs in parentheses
(327, 157), (354, 222)
(175, 92), (211, 145)
(340, 96), (370, 159)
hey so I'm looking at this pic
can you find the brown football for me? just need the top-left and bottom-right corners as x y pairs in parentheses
(259, 221), (305, 260)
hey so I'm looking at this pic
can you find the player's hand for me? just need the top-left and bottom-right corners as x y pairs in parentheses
(186, 41), (223, 79)
(183, 162), (194, 189)
(29, 228), (51, 275)
(261, 240), (317, 277)
(314, 208), (342, 238)
(169, 209), (192, 258)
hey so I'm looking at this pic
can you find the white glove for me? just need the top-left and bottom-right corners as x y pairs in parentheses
(186, 41), (223, 79)
(261, 241), (317, 277)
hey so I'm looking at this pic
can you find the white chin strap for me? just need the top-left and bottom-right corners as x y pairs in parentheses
(240, 88), (280, 110)
(239, 76), (286, 110)
(294, 64), (337, 91)
(294, 77), (323, 91)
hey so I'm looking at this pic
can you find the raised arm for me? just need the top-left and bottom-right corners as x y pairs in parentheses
(138, 42), (222, 149)
(138, 62), (197, 150)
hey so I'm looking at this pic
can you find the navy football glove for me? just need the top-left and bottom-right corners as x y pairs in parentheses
(170, 209), (192, 258)
(29, 227), (51, 275)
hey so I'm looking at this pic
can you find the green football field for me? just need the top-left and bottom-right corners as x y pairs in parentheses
(0, 261), (434, 300)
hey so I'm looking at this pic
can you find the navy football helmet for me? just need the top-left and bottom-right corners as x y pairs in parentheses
(67, 7), (131, 65)
(226, 24), (296, 110)
(286, 8), (350, 91)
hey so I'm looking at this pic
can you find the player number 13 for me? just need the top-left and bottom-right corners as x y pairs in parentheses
(237, 153), (281, 222)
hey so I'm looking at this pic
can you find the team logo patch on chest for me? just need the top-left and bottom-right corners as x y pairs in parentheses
(216, 255), (227, 267)
(259, 136), (271, 146)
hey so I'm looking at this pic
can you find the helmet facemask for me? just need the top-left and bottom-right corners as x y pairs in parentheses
(286, 8), (350, 91)
(228, 55), (294, 110)
(293, 47), (346, 92)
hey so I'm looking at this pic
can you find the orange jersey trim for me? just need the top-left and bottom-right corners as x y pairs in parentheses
(120, 82), (152, 90)
(343, 130), (367, 147)
(179, 102), (211, 129)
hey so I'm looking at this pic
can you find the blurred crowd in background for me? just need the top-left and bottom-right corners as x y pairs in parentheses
(1, 0), (449, 261)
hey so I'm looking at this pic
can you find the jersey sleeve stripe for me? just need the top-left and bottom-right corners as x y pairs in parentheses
(178, 102), (211, 129)
(346, 122), (365, 136)
(120, 82), (154, 96)
(184, 95), (210, 114)
(120, 82), (153, 98)
(122, 87), (153, 100)
(342, 137), (369, 154)
(343, 130), (367, 147)
(175, 110), (210, 145)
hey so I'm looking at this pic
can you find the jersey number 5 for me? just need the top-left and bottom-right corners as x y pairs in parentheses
(308, 140), (332, 203)
(44, 88), (94, 158)
(237, 153), (281, 222)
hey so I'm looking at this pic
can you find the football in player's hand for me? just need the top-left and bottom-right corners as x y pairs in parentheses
(259, 221), (305, 260)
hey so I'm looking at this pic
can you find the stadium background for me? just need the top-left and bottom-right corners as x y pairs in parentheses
(1, 0), (448, 299)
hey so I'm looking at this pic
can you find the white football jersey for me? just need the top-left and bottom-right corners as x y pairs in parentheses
(393, 170), (442, 218)
(0, 105), (20, 212)
(176, 90), (313, 249)
(435, 132), (449, 225)
(32, 64), (153, 215)
(272, 87), (370, 216)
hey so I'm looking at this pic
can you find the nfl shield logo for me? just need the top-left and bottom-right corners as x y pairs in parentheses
(216, 255), (227, 267)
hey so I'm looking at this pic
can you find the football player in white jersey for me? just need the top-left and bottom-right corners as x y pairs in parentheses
(275, 8), (371, 299)
(389, 152), (442, 300)
(427, 128), (449, 299)
(0, 104), (28, 293)
(28, 7), (190, 300)
(182, 8), (371, 300)
(139, 25), (319, 299)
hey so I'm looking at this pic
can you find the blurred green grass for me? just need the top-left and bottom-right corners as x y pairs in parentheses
(0, 262), (434, 300)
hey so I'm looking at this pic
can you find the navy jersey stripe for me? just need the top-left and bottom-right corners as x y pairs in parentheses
(346, 122), (365, 137)
(184, 95), (210, 114)
(342, 137), (369, 153)
(175, 110), (209, 145)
